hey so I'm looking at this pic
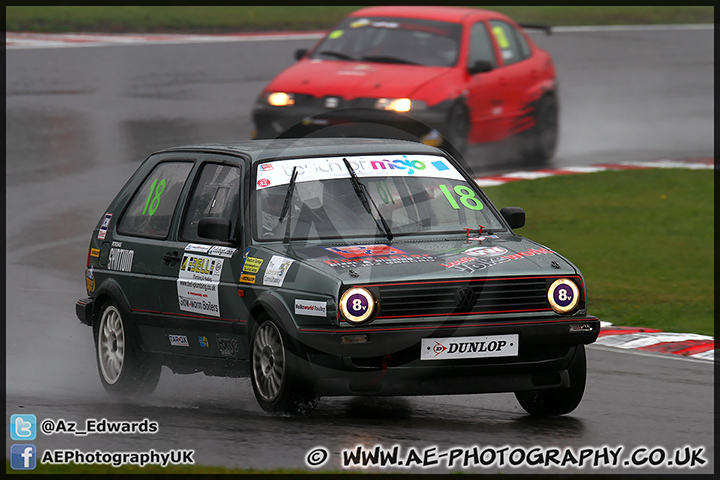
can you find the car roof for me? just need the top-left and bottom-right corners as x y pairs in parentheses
(348, 6), (501, 23)
(155, 138), (446, 164)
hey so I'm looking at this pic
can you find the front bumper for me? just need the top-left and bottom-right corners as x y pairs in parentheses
(294, 316), (599, 396)
(251, 101), (453, 144)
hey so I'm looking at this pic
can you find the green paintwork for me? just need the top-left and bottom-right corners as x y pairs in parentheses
(79, 138), (598, 403)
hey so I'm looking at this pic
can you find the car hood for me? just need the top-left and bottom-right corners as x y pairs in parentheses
(265, 60), (450, 99)
(263, 236), (578, 285)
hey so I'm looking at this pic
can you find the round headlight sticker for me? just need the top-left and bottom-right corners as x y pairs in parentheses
(548, 279), (580, 314)
(340, 287), (375, 324)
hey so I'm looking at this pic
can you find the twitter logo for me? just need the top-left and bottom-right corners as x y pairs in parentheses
(11, 414), (37, 440)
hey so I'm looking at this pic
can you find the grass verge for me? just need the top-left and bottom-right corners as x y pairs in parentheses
(483, 168), (714, 336)
(5, 6), (714, 33)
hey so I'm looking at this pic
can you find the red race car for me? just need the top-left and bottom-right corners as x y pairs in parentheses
(251, 6), (558, 162)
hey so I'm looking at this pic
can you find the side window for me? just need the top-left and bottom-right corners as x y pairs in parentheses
(515, 28), (532, 59)
(118, 162), (193, 239)
(467, 22), (496, 68)
(489, 20), (524, 66)
(180, 163), (242, 242)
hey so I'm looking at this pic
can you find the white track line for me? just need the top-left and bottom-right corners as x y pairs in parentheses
(5, 24), (713, 50)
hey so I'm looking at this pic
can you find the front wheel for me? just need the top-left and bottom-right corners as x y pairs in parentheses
(443, 103), (469, 156)
(250, 315), (319, 415)
(520, 95), (559, 164)
(94, 301), (161, 397)
(514, 344), (587, 416)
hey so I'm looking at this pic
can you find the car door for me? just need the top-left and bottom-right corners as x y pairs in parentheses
(464, 20), (508, 143)
(487, 19), (540, 134)
(156, 157), (249, 358)
(108, 158), (195, 315)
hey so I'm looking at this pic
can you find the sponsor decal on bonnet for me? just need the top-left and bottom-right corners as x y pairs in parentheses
(263, 255), (293, 287)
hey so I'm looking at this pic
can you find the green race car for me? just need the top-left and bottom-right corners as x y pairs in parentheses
(76, 138), (598, 416)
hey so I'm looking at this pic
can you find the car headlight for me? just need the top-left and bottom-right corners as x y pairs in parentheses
(267, 92), (295, 107)
(339, 287), (377, 325)
(547, 278), (580, 314)
(374, 98), (427, 112)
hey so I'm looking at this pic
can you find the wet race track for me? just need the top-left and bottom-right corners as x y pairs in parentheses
(5, 26), (714, 473)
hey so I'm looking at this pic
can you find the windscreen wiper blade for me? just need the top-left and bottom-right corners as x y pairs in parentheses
(359, 55), (419, 65)
(342, 158), (394, 241)
(317, 50), (356, 61)
(278, 166), (298, 243)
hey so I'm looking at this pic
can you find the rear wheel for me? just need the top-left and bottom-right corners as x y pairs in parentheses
(515, 344), (586, 416)
(521, 95), (558, 164)
(250, 314), (319, 415)
(95, 301), (161, 397)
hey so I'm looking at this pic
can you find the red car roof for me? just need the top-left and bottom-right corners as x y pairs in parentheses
(348, 6), (503, 24)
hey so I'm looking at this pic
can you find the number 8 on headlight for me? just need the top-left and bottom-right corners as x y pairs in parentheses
(340, 287), (376, 325)
(547, 278), (580, 314)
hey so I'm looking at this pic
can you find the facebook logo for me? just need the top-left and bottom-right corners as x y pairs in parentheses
(10, 414), (36, 440)
(11, 444), (37, 470)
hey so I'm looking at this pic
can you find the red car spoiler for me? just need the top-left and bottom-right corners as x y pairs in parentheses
(519, 23), (552, 35)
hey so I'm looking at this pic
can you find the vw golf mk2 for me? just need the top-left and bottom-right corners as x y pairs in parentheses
(76, 138), (598, 415)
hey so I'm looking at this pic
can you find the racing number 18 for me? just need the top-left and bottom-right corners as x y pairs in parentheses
(142, 178), (166, 216)
(439, 184), (483, 210)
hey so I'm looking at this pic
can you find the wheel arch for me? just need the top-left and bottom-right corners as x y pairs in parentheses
(248, 292), (315, 379)
(91, 279), (144, 344)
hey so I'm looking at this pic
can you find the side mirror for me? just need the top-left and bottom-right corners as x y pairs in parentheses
(468, 60), (493, 75)
(198, 217), (232, 241)
(500, 207), (525, 229)
(295, 48), (308, 61)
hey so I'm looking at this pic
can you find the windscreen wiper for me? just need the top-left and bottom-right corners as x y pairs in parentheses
(317, 50), (356, 61)
(342, 158), (393, 241)
(278, 166), (298, 243)
(359, 55), (419, 65)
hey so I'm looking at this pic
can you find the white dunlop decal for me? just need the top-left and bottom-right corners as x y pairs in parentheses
(108, 248), (134, 272)
(263, 255), (294, 287)
(421, 334), (519, 360)
(176, 254), (223, 317)
(295, 299), (327, 317)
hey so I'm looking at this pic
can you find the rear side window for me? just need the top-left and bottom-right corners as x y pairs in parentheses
(489, 20), (525, 65)
(180, 163), (242, 242)
(118, 161), (193, 239)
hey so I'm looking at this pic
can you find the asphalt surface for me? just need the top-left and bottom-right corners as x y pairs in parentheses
(4, 26), (714, 473)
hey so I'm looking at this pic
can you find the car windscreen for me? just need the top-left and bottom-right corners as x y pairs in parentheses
(309, 17), (462, 67)
(254, 154), (504, 242)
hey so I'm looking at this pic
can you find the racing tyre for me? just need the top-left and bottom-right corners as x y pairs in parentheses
(250, 314), (319, 415)
(521, 94), (558, 164)
(443, 103), (469, 156)
(94, 301), (161, 397)
(514, 344), (586, 416)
